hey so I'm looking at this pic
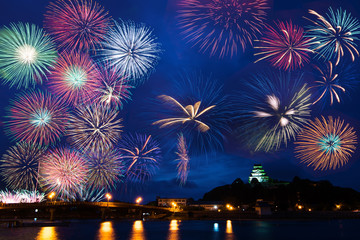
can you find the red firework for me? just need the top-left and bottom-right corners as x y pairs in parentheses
(44, 0), (110, 52)
(6, 90), (69, 146)
(177, 0), (269, 58)
(254, 21), (314, 70)
(39, 148), (89, 198)
(48, 52), (101, 105)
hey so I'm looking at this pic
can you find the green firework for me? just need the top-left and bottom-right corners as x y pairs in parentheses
(0, 22), (57, 88)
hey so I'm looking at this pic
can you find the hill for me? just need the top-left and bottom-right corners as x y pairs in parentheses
(202, 177), (360, 211)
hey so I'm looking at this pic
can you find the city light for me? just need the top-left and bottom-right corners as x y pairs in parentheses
(106, 193), (112, 207)
(171, 202), (177, 213)
(105, 193), (112, 200)
(136, 197), (143, 204)
(226, 204), (234, 210)
(48, 192), (55, 202)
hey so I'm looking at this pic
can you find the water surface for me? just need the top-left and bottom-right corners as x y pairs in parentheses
(0, 219), (359, 240)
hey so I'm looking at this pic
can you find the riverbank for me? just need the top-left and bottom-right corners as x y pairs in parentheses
(1, 208), (360, 222)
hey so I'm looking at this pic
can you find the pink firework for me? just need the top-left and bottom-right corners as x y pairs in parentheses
(177, 0), (269, 58)
(44, 0), (110, 52)
(254, 21), (314, 70)
(48, 52), (100, 105)
(39, 148), (89, 198)
(94, 63), (133, 109)
(7, 91), (69, 146)
(176, 133), (190, 185)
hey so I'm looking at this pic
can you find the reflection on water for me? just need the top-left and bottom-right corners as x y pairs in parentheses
(5, 219), (357, 240)
(226, 220), (233, 233)
(213, 223), (219, 232)
(36, 226), (58, 240)
(167, 220), (179, 240)
(226, 220), (236, 240)
(98, 221), (115, 240)
(129, 220), (146, 240)
(254, 221), (271, 238)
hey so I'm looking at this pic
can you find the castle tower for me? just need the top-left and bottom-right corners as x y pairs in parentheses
(249, 164), (269, 183)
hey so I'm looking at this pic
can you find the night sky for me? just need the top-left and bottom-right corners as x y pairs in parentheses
(1, 0), (360, 203)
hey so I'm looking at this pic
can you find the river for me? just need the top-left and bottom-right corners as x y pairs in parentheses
(0, 219), (359, 240)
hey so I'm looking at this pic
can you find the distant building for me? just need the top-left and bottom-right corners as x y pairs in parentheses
(255, 199), (272, 216)
(249, 164), (269, 183)
(157, 197), (187, 207)
(189, 201), (224, 211)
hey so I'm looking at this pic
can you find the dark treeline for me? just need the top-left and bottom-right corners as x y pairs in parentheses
(202, 177), (360, 211)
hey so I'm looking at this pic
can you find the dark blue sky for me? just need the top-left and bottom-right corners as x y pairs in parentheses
(1, 0), (360, 203)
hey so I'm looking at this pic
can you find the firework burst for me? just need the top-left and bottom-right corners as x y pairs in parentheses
(0, 190), (22, 203)
(39, 148), (89, 198)
(86, 149), (124, 190)
(295, 116), (357, 170)
(74, 186), (105, 202)
(177, 0), (269, 58)
(0, 190), (45, 203)
(176, 134), (190, 185)
(255, 21), (314, 70)
(0, 142), (45, 190)
(99, 19), (161, 84)
(0, 22), (57, 88)
(119, 133), (161, 183)
(67, 103), (123, 152)
(19, 190), (45, 203)
(305, 8), (360, 65)
(235, 71), (312, 152)
(48, 52), (100, 105)
(7, 90), (69, 146)
(44, 0), (110, 52)
(152, 73), (230, 154)
(310, 61), (358, 107)
(94, 62), (133, 109)
(153, 95), (216, 133)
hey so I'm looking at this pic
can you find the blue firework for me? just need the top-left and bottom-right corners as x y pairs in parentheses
(309, 60), (358, 109)
(99, 19), (161, 85)
(118, 133), (161, 183)
(319, 133), (341, 154)
(305, 8), (360, 65)
(86, 148), (124, 191)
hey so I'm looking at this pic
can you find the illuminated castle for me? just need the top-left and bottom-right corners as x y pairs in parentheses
(249, 164), (269, 183)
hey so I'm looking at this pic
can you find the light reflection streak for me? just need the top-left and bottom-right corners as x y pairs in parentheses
(214, 222), (219, 232)
(98, 221), (115, 240)
(167, 220), (180, 240)
(226, 220), (236, 240)
(129, 220), (146, 240)
(36, 226), (58, 240)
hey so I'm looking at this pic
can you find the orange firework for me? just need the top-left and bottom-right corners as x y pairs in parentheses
(295, 116), (357, 170)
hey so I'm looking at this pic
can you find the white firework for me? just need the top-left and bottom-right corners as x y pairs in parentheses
(100, 19), (161, 84)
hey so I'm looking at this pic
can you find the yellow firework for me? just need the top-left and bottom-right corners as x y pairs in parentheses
(153, 95), (216, 132)
(295, 116), (357, 170)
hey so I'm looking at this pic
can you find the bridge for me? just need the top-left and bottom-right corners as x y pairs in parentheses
(0, 201), (174, 221)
